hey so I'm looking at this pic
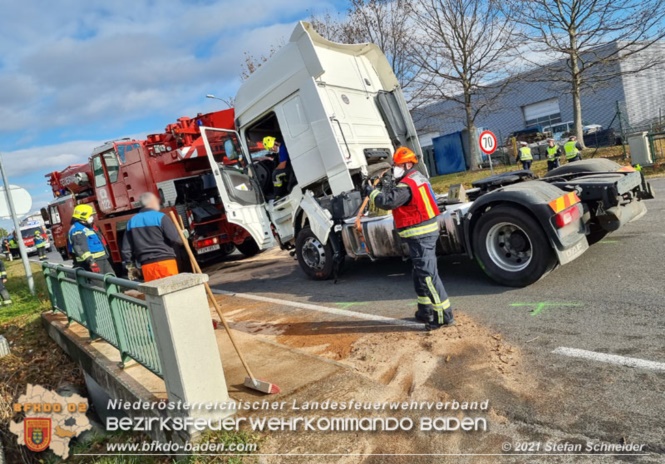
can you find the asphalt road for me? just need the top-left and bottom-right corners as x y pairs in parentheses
(206, 177), (665, 459)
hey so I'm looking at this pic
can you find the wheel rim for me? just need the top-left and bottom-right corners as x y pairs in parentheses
(485, 222), (532, 272)
(301, 237), (327, 271)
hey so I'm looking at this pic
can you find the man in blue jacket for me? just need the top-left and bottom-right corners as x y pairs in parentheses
(121, 192), (183, 282)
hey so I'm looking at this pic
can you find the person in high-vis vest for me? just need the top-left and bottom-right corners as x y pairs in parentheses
(368, 147), (454, 330)
(263, 136), (292, 200)
(545, 139), (563, 171)
(0, 260), (12, 305)
(34, 230), (48, 260)
(8, 236), (19, 259)
(68, 204), (114, 275)
(516, 141), (533, 170)
(564, 135), (583, 163)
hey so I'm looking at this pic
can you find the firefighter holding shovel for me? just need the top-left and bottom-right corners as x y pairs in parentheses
(367, 147), (454, 330)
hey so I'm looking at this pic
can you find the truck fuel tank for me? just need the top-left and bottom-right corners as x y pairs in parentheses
(340, 201), (472, 259)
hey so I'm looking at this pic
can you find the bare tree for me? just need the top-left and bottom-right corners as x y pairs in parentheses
(310, 0), (420, 100)
(240, 43), (283, 80)
(506, 0), (665, 146)
(408, 0), (521, 169)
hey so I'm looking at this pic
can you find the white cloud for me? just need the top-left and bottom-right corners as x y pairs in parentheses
(0, 0), (337, 137)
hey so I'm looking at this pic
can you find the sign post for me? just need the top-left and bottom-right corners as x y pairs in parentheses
(479, 130), (498, 175)
(0, 153), (35, 295)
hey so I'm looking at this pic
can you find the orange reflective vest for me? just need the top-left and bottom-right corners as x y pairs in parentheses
(393, 171), (441, 232)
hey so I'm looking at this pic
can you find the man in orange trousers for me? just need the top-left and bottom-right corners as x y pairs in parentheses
(121, 192), (183, 282)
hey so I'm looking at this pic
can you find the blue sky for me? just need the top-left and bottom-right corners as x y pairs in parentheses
(0, 0), (347, 231)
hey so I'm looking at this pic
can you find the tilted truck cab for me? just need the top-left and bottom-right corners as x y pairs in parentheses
(199, 22), (652, 287)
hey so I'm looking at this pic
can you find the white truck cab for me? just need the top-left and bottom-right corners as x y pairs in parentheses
(200, 21), (423, 275)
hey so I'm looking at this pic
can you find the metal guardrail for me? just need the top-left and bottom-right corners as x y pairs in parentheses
(42, 262), (163, 378)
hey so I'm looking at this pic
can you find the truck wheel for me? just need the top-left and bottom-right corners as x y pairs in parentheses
(296, 227), (334, 280)
(473, 206), (557, 287)
(236, 238), (260, 257)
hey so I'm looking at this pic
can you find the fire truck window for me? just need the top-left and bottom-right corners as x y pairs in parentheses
(117, 145), (126, 163)
(49, 206), (61, 225)
(93, 156), (106, 187)
(104, 153), (120, 182)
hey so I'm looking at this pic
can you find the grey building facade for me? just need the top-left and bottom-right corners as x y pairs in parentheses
(414, 41), (665, 149)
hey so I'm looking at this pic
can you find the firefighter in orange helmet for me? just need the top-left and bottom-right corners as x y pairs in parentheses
(368, 147), (454, 329)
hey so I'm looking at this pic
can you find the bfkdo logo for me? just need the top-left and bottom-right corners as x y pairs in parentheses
(10, 384), (92, 459)
(24, 418), (52, 452)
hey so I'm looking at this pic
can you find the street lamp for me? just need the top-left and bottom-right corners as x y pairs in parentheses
(206, 94), (232, 108)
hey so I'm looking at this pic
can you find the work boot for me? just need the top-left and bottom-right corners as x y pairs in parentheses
(414, 307), (431, 323)
(426, 308), (455, 331)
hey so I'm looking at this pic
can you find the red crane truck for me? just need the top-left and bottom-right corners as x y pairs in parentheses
(43, 109), (261, 271)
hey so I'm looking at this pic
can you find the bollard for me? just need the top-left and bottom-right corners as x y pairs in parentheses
(0, 335), (9, 358)
(139, 273), (234, 422)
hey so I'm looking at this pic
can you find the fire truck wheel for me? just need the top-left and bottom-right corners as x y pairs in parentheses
(473, 206), (557, 287)
(295, 227), (334, 280)
(236, 238), (260, 257)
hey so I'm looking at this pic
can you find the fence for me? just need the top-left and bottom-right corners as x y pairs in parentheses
(42, 263), (163, 378)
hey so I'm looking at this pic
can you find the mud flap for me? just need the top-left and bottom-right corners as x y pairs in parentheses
(555, 237), (589, 266)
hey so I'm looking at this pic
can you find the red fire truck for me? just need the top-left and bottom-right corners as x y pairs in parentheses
(44, 109), (261, 270)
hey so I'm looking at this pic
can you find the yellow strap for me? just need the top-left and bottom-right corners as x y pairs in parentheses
(417, 296), (432, 305)
(398, 221), (439, 238)
(91, 251), (106, 259)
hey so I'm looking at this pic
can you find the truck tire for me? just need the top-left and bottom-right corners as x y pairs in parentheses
(236, 238), (260, 257)
(473, 206), (557, 287)
(295, 226), (334, 280)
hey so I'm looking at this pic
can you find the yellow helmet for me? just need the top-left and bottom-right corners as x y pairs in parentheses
(34, 230), (41, 236)
(72, 204), (95, 221)
(262, 136), (276, 150)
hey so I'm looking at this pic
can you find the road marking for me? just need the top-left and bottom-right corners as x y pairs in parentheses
(599, 240), (619, 244)
(211, 289), (421, 328)
(510, 302), (582, 316)
(335, 302), (366, 309)
(553, 347), (665, 371)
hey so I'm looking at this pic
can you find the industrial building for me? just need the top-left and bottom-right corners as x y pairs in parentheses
(414, 41), (665, 175)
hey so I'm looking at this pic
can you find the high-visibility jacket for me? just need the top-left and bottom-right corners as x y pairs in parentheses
(519, 147), (533, 161)
(34, 234), (47, 248)
(8, 239), (18, 249)
(546, 145), (559, 160)
(564, 141), (580, 159)
(68, 222), (108, 263)
(392, 171), (441, 238)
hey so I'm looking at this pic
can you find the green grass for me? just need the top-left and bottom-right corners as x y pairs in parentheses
(429, 145), (663, 194)
(0, 260), (50, 324)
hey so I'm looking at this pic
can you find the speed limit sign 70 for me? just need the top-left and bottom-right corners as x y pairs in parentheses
(479, 130), (497, 155)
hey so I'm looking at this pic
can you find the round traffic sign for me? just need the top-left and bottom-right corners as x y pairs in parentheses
(479, 130), (498, 155)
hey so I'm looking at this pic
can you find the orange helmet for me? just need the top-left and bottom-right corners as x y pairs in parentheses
(393, 146), (418, 165)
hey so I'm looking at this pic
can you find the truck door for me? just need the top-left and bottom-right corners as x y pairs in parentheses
(92, 151), (130, 213)
(199, 127), (275, 250)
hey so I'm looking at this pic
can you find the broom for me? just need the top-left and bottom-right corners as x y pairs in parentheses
(169, 211), (280, 394)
